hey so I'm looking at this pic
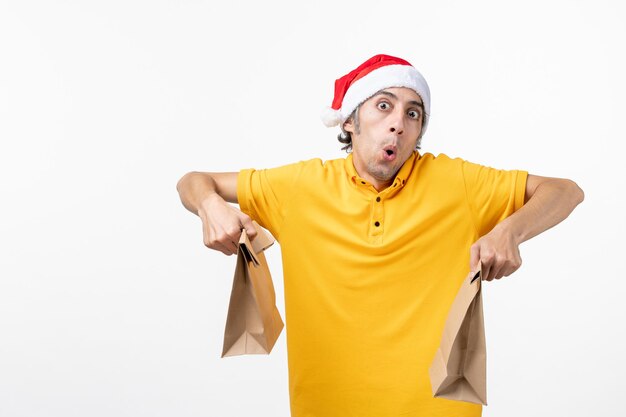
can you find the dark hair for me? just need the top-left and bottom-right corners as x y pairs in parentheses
(336, 104), (426, 152)
(337, 106), (359, 152)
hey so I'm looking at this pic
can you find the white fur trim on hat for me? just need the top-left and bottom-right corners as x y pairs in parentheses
(339, 64), (431, 134)
(320, 106), (342, 127)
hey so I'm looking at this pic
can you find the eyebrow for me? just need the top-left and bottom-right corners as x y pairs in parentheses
(374, 90), (424, 110)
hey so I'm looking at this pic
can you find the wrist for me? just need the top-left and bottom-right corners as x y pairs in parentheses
(494, 218), (524, 246)
(198, 193), (224, 215)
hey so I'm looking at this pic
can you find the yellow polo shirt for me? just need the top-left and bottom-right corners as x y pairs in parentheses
(237, 151), (527, 417)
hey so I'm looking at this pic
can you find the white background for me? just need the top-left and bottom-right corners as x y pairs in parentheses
(1, 1), (624, 416)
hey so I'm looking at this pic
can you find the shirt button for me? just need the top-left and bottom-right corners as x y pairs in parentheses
(374, 221), (380, 227)
(376, 197), (381, 202)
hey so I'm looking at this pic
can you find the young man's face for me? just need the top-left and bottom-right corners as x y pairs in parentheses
(343, 87), (424, 190)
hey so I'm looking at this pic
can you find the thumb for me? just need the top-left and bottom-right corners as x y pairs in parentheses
(469, 243), (481, 273)
(240, 215), (258, 241)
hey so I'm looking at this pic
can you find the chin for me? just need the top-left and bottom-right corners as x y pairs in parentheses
(368, 166), (397, 182)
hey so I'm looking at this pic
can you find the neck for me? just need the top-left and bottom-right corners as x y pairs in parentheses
(369, 177), (394, 192)
(352, 159), (396, 192)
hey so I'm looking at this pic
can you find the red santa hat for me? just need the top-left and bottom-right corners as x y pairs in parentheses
(321, 54), (431, 136)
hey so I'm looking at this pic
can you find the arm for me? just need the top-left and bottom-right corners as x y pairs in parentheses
(470, 174), (584, 281)
(176, 171), (257, 256)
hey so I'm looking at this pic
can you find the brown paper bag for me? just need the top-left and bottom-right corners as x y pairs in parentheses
(221, 222), (284, 358)
(429, 263), (487, 405)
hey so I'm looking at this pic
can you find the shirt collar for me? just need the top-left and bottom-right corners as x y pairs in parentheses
(344, 151), (419, 194)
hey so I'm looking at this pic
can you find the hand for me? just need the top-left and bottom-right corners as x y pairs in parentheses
(197, 194), (257, 256)
(469, 225), (522, 281)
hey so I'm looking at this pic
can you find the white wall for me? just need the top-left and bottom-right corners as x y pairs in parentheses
(1, 1), (624, 416)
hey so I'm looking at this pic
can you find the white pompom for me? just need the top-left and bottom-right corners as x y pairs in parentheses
(320, 107), (342, 127)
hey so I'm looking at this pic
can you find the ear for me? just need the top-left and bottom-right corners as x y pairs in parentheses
(343, 116), (355, 133)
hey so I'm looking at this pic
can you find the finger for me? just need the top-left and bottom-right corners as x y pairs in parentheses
(205, 227), (238, 256)
(501, 266), (516, 278)
(223, 224), (244, 245)
(201, 223), (222, 253)
(223, 238), (239, 255)
(481, 265), (492, 281)
(509, 257), (522, 276)
(208, 240), (234, 256)
(240, 216), (258, 240)
(479, 249), (498, 281)
(480, 256), (494, 281)
(502, 259), (521, 278)
(489, 262), (504, 281)
(469, 244), (480, 272)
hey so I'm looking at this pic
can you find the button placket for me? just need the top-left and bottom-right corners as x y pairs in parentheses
(369, 193), (384, 239)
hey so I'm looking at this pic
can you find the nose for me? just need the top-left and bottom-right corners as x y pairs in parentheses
(388, 108), (404, 135)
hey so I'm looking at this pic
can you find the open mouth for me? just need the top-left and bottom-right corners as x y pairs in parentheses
(382, 145), (397, 161)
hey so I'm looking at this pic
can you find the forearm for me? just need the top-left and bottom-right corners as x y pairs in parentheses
(177, 171), (256, 254)
(495, 179), (584, 245)
(176, 172), (222, 216)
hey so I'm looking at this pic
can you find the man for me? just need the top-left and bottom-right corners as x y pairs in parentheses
(176, 54), (584, 417)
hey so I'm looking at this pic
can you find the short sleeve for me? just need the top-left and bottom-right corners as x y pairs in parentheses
(237, 161), (306, 239)
(461, 160), (528, 237)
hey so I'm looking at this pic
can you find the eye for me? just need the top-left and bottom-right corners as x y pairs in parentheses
(377, 101), (390, 110)
(408, 110), (421, 120)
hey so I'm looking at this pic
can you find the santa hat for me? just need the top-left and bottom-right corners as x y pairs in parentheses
(321, 54), (431, 136)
